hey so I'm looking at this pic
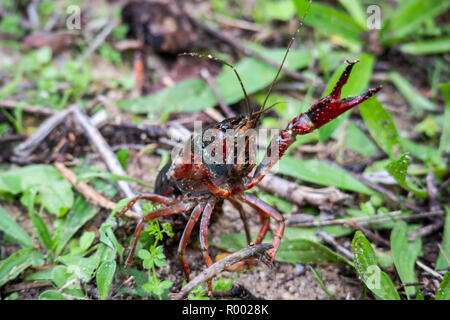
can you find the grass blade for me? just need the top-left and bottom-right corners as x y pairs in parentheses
(382, 0), (450, 42)
(400, 37), (450, 55)
(435, 272), (450, 300)
(360, 98), (401, 159)
(436, 206), (450, 270)
(276, 156), (374, 195)
(52, 196), (99, 256)
(390, 71), (437, 116)
(352, 231), (400, 300)
(0, 248), (44, 287)
(293, 0), (363, 50)
(390, 221), (422, 298)
(0, 204), (32, 248)
(96, 260), (117, 300)
(439, 83), (450, 154)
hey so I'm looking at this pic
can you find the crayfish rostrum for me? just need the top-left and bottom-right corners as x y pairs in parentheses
(119, 28), (382, 292)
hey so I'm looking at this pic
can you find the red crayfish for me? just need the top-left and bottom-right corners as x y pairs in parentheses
(119, 25), (382, 292)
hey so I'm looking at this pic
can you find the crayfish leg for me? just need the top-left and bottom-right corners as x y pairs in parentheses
(125, 200), (195, 268)
(199, 202), (216, 292)
(177, 203), (206, 282)
(237, 193), (285, 263)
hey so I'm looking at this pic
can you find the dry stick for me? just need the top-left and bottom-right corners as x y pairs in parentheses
(286, 210), (444, 228)
(258, 175), (350, 207)
(54, 162), (141, 219)
(187, 14), (324, 88)
(72, 104), (143, 214)
(0, 99), (56, 116)
(409, 171), (445, 240)
(349, 171), (422, 212)
(3, 281), (52, 294)
(345, 220), (391, 247)
(0, 134), (26, 144)
(316, 230), (353, 261)
(173, 243), (273, 300)
(12, 105), (75, 159)
(416, 260), (444, 280)
(79, 19), (118, 62)
(199, 68), (235, 118)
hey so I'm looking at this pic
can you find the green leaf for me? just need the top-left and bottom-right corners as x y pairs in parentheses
(117, 48), (312, 116)
(0, 204), (32, 248)
(400, 37), (450, 55)
(352, 231), (400, 300)
(99, 218), (123, 257)
(318, 53), (375, 141)
(52, 196), (99, 256)
(436, 206), (450, 270)
(390, 71), (437, 116)
(399, 137), (443, 167)
(39, 290), (68, 300)
(116, 148), (130, 171)
(24, 188), (53, 249)
(79, 231), (96, 252)
(275, 156), (374, 194)
(435, 272), (450, 300)
(439, 83), (450, 154)
(277, 239), (353, 266)
(337, 0), (366, 28)
(383, 0), (450, 41)
(0, 164), (74, 216)
(390, 221), (422, 298)
(58, 247), (102, 283)
(309, 266), (335, 300)
(0, 248), (44, 287)
(211, 233), (352, 266)
(96, 260), (116, 300)
(254, 0), (296, 22)
(360, 98), (401, 159)
(333, 122), (378, 157)
(293, 0), (363, 50)
(385, 153), (428, 199)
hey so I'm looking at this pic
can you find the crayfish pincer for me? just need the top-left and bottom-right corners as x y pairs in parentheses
(118, 29), (382, 292)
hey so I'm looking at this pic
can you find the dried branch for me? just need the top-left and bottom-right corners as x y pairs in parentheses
(286, 210), (444, 227)
(316, 230), (353, 260)
(172, 243), (273, 300)
(79, 19), (118, 62)
(72, 104), (143, 214)
(54, 162), (141, 219)
(350, 171), (422, 212)
(0, 99), (56, 116)
(12, 105), (75, 160)
(258, 175), (350, 207)
(345, 220), (390, 247)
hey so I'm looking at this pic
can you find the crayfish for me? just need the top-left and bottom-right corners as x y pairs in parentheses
(118, 25), (382, 293)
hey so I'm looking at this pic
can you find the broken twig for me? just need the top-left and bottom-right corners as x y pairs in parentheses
(54, 162), (141, 219)
(173, 243), (273, 300)
(72, 104), (143, 214)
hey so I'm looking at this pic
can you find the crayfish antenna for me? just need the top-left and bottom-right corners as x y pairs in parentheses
(180, 52), (253, 118)
(257, 0), (312, 119)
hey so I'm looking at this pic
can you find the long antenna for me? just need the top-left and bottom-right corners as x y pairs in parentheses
(260, 0), (313, 113)
(179, 52), (252, 118)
